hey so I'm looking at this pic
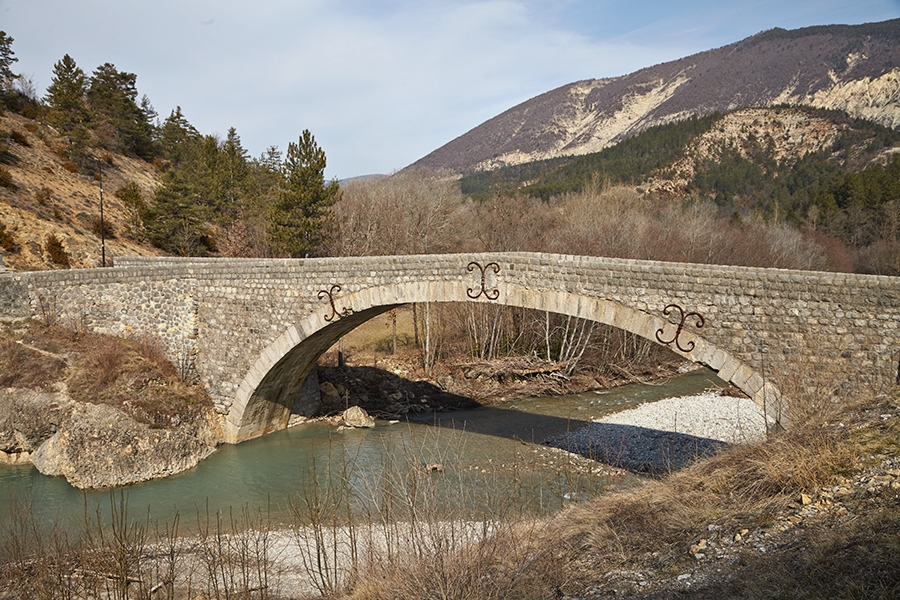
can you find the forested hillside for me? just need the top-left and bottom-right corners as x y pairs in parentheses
(412, 19), (900, 174)
(0, 33), (338, 270)
(2, 29), (899, 278)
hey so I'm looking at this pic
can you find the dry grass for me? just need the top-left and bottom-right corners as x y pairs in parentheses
(1, 320), (210, 428)
(346, 520), (568, 600)
(340, 385), (895, 600)
(0, 337), (66, 389)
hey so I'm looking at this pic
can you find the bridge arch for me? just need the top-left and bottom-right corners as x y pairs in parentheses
(224, 280), (782, 443)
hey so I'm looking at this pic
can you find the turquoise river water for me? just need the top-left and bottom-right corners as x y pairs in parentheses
(0, 369), (724, 537)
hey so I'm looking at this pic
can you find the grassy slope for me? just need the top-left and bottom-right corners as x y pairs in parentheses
(0, 320), (211, 428)
(0, 112), (162, 271)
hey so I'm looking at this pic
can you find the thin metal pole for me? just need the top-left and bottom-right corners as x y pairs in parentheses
(98, 165), (106, 267)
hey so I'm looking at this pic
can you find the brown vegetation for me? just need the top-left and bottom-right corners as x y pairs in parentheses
(332, 172), (849, 272)
(0, 112), (162, 271)
(0, 320), (210, 428)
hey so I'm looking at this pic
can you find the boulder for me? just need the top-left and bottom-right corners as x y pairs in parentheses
(31, 402), (221, 489)
(320, 381), (343, 412)
(0, 388), (73, 461)
(342, 405), (375, 428)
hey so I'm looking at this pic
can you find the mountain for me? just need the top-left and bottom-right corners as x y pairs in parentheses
(410, 19), (900, 175)
(457, 105), (900, 201)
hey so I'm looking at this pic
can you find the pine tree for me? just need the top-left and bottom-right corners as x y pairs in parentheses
(0, 31), (18, 87)
(221, 127), (251, 220)
(44, 54), (89, 135)
(159, 106), (199, 167)
(142, 170), (214, 256)
(267, 130), (340, 257)
(87, 63), (155, 158)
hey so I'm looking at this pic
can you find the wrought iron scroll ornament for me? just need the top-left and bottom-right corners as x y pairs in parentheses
(466, 261), (500, 300)
(655, 303), (705, 353)
(319, 284), (353, 322)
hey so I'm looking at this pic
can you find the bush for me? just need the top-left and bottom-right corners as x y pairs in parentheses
(90, 215), (115, 239)
(9, 130), (29, 147)
(0, 166), (14, 189)
(0, 220), (17, 252)
(61, 161), (78, 174)
(44, 233), (70, 267)
(35, 186), (51, 205)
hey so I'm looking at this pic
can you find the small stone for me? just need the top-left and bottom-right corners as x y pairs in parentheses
(677, 573), (691, 581)
(689, 539), (708, 554)
(800, 493), (812, 505)
(891, 481), (900, 490)
(733, 533), (743, 542)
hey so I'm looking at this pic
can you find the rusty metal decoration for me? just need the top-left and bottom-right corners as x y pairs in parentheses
(655, 303), (705, 353)
(466, 261), (500, 300)
(319, 284), (353, 321)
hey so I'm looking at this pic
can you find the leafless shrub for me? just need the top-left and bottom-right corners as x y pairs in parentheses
(44, 233), (70, 267)
(36, 292), (59, 326)
(329, 169), (464, 256)
(194, 504), (273, 599)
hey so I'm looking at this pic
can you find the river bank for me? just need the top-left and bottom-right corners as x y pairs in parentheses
(0, 378), (779, 599)
(6, 367), (894, 599)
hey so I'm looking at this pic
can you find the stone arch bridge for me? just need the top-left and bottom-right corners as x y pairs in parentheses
(1, 253), (898, 443)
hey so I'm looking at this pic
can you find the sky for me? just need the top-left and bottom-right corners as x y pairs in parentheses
(1, 1), (898, 180)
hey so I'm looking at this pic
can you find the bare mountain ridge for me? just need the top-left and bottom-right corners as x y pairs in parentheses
(411, 19), (900, 175)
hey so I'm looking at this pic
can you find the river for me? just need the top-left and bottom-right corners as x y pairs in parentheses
(0, 369), (724, 537)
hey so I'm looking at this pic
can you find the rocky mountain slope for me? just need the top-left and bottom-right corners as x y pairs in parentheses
(642, 105), (900, 196)
(411, 19), (900, 174)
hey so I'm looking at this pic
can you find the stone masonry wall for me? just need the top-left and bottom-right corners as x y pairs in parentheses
(2, 253), (898, 438)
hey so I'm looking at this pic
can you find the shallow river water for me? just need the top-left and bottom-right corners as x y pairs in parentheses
(0, 369), (724, 536)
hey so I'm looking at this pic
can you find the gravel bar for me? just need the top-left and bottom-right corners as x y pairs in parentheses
(543, 392), (772, 474)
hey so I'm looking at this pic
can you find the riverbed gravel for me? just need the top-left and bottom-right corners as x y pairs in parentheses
(543, 391), (771, 474)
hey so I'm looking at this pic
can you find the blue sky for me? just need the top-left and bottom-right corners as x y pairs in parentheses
(1, 0), (898, 179)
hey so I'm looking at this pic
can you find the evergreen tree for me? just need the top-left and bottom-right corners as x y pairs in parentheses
(45, 55), (89, 132)
(267, 130), (340, 257)
(0, 31), (18, 87)
(141, 170), (214, 256)
(221, 127), (251, 217)
(159, 106), (200, 167)
(0, 31), (18, 112)
(44, 54), (91, 160)
(87, 63), (155, 158)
